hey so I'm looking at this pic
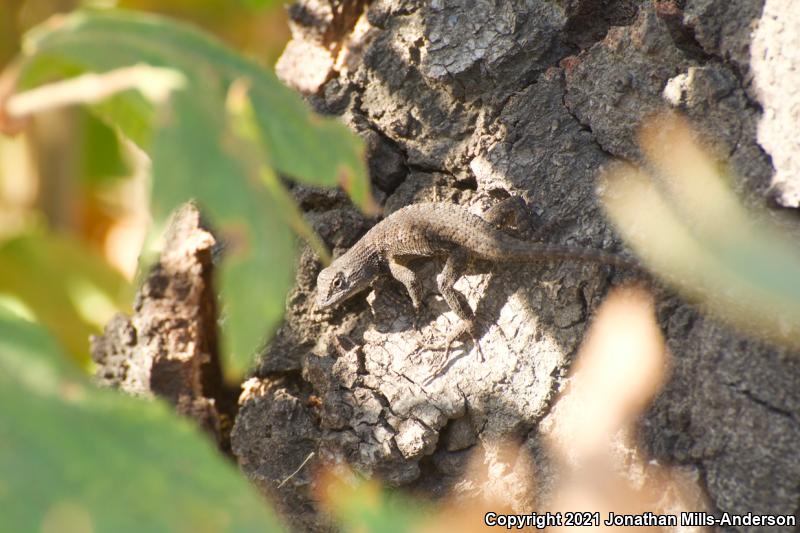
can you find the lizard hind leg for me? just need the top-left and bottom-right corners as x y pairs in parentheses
(424, 249), (486, 380)
(482, 195), (538, 235)
(436, 249), (472, 320)
(483, 195), (572, 244)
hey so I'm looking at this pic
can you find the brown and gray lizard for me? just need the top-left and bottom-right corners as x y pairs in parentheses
(315, 198), (637, 371)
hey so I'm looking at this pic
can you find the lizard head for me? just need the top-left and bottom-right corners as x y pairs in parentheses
(315, 252), (378, 310)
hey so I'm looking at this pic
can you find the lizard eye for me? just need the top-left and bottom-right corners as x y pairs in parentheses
(332, 276), (344, 290)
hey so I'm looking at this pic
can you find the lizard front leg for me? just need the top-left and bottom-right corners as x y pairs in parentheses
(388, 256), (423, 310)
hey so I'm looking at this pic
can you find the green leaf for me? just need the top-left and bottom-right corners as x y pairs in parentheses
(12, 9), (373, 373)
(0, 311), (285, 532)
(81, 109), (130, 184)
(18, 9), (370, 207)
(226, 83), (331, 265)
(150, 88), (296, 375)
(0, 233), (132, 366)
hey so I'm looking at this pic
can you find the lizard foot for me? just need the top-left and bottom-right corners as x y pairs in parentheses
(422, 320), (483, 383)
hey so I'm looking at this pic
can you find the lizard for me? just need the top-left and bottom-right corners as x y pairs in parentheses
(315, 198), (638, 373)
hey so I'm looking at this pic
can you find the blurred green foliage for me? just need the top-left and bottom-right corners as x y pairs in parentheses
(0, 232), (132, 367)
(1, 0), (289, 69)
(0, 308), (286, 532)
(81, 110), (130, 184)
(322, 474), (430, 533)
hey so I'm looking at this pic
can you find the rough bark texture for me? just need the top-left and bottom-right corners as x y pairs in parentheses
(232, 1), (800, 531)
(91, 204), (232, 446)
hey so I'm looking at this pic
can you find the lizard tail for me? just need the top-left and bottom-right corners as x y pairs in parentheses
(485, 240), (640, 270)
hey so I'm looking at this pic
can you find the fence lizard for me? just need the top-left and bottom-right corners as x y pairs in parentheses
(315, 199), (637, 373)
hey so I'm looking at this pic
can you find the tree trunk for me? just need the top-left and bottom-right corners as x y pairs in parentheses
(105, 1), (800, 531)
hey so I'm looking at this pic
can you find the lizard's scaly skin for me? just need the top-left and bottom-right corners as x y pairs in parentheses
(316, 202), (633, 310)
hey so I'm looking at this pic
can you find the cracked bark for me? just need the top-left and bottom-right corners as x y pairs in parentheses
(91, 203), (235, 449)
(106, 1), (799, 531)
